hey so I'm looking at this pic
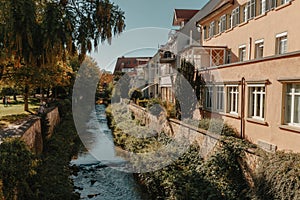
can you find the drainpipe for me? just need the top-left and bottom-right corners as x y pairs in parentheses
(240, 77), (246, 139)
(248, 37), (252, 60)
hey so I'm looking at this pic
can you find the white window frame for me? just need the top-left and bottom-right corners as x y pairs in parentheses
(209, 21), (215, 38)
(219, 15), (226, 33)
(276, 32), (287, 54)
(231, 7), (240, 27)
(281, 0), (290, 5)
(227, 85), (239, 115)
(248, 84), (266, 120)
(255, 39), (264, 58)
(239, 45), (247, 61)
(216, 85), (225, 111)
(260, 0), (266, 15)
(284, 83), (300, 127)
(247, 0), (256, 19)
(243, 5), (248, 22)
(205, 86), (213, 109)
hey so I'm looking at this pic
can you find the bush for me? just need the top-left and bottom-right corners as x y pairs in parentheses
(0, 139), (35, 200)
(253, 151), (300, 200)
(128, 88), (142, 102)
(183, 118), (237, 136)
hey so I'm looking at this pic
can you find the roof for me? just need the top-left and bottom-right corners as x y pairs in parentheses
(197, 0), (234, 24)
(212, 0), (233, 12)
(172, 9), (200, 26)
(113, 56), (151, 74)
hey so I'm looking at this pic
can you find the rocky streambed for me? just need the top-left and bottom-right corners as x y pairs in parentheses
(70, 104), (147, 200)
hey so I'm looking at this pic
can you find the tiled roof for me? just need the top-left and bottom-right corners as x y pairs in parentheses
(173, 9), (200, 26)
(113, 56), (151, 74)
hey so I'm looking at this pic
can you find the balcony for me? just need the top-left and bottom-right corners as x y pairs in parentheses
(179, 45), (228, 70)
(159, 51), (176, 64)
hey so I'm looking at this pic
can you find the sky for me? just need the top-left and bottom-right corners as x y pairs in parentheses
(90, 0), (209, 72)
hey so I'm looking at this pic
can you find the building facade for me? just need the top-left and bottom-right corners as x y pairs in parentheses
(195, 0), (300, 152)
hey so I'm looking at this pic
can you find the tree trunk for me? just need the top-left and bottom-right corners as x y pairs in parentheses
(24, 85), (29, 111)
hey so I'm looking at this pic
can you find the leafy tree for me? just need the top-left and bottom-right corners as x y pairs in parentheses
(175, 59), (203, 119)
(0, 139), (35, 200)
(0, 0), (125, 110)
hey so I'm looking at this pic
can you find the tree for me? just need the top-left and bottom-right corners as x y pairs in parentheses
(175, 60), (203, 119)
(0, 0), (125, 110)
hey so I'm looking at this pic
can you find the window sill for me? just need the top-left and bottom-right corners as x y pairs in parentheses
(238, 21), (248, 27)
(254, 13), (267, 20)
(225, 27), (233, 33)
(214, 33), (221, 38)
(275, 2), (292, 11)
(246, 118), (269, 126)
(279, 125), (300, 133)
(224, 113), (240, 119)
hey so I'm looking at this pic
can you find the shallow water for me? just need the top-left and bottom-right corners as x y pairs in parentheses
(71, 105), (146, 200)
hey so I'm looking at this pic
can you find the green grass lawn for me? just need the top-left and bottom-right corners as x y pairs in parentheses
(0, 96), (40, 129)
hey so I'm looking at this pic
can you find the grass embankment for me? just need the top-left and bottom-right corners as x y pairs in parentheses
(0, 99), (83, 200)
(0, 97), (39, 129)
(106, 103), (300, 200)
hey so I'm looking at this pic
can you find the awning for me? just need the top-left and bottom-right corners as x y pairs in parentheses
(141, 83), (158, 91)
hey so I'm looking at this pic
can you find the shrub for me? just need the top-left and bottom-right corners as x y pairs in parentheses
(0, 139), (35, 200)
(183, 118), (237, 136)
(128, 88), (142, 103)
(253, 151), (300, 200)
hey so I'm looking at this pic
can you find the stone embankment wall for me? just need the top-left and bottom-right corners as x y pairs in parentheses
(129, 103), (261, 178)
(129, 103), (220, 158)
(18, 107), (60, 154)
(46, 107), (60, 136)
(21, 117), (43, 154)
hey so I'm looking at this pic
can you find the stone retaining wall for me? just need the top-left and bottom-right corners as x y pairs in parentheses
(128, 103), (261, 175)
(0, 107), (61, 154)
(129, 103), (220, 158)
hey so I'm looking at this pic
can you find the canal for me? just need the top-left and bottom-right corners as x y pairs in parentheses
(71, 104), (146, 200)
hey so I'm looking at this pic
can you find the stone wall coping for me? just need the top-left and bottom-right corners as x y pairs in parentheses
(169, 118), (220, 140)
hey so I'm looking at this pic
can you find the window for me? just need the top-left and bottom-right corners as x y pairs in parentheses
(231, 7), (240, 27)
(219, 15), (226, 33)
(284, 83), (300, 127)
(255, 39), (264, 58)
(216, 86), (224, 111)
(205, 86), (213, 109)
(227, 14), (232, 29)
(227, 86), (239, 114)
(248, 85), (266, 120)
(281, 0), (290, 5)
(209, 21), (215, 38)
(247, 0), (256, 19)
(239, 45), (247, 61)
(266, 0), (276, 10)
(243, 5), (248, 22)
(203, 26), (208, 39)
(259, 0), (266, 15)
(276, 32), (287, 54)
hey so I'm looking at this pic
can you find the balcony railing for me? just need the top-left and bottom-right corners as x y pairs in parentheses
(159, 51), (176, 64)
(179, 45), (228, 70)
